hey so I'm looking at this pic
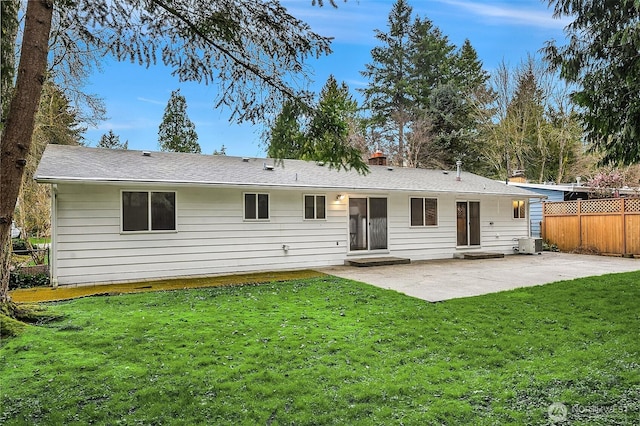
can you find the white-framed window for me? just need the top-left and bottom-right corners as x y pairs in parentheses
(244, 193), (270, 220)
(410, 197), (438, 226)
(304, 195), (326, 220)
(513, 200), (526, 219)
(122, 190), (176, 232)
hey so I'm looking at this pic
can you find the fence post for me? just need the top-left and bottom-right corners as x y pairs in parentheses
(622, 199), (627, 255)
(577, 200), (582, 248)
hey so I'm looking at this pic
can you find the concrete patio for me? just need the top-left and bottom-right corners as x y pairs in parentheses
(321, 252), (640, 302)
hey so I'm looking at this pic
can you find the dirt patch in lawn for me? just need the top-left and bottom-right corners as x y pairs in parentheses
(9, 269), (326, 303)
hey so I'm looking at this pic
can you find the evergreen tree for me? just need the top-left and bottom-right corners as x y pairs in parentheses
(423, 84), (466, 168)
(407, 22), (475, 171)
(307, 76), (366, 172)
(267, 100), (308, 160)
(452, 39), (489, 95)
(158, 89), (201, 154)
(36, 82), (86, 146)
(360, 2), (488, 171)
(544, 0), (640, 165)
(360, 0), (414, 165)
(97, 130), (128, 149)
(212, 145), (227, 155)
(408, 17), (456, 109)
(448, 40), (492, 174)
(268, 75), (367, 172)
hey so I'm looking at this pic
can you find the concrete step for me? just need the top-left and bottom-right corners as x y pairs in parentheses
(461, 252), (505, 260)
(345, 257), (411, 267)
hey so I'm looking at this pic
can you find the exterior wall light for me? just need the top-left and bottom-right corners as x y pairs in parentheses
(336, 194), (345, 201)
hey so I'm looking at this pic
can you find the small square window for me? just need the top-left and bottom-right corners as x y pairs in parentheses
(304, 195), (326, 220)
(410, 197), (438, 227)
(245, 193), (269, 220)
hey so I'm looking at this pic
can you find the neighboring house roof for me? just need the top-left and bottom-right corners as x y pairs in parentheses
(508, 182), (585, 193)
(35, 145), (538, 197)
(509, 182), (639, 196)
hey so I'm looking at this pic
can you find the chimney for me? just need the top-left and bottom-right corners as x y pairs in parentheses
(508, 169), (526, 183)
(368, 150), (387, 166)
(456, 160), (462, 181)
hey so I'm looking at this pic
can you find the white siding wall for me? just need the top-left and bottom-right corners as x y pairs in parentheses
(387, 193), (528, 260)
(52, 184), (530, 285)
(53, 184), (348, 285)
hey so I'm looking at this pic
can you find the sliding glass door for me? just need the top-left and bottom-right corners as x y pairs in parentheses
(349, 197), (387, 251)
(456, 201), (480, 247)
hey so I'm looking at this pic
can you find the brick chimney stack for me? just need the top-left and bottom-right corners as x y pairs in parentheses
(368, 150), (387, 166)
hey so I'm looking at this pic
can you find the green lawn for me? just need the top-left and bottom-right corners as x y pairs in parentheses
(28, 237), (50, 246)
(1, 273), (639, 425)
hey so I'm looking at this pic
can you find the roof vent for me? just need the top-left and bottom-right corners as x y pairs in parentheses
(316, 161), (325, 166)
(242, 157), (250, 162)
(142, 151), (151, 157)
(387, 166), (394, 171)
(263, 162), (274, 171)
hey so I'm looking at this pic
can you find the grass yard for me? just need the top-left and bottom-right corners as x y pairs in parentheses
(1, 272), (639, 425)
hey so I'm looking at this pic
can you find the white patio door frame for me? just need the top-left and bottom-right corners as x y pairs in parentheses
(348, 197), (388, 252)
(456, 200), (481, 247)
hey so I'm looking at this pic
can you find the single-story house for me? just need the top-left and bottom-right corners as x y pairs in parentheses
(35, 145), (539, 286)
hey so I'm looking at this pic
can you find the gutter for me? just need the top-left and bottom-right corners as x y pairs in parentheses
(34, 176), (540, 198)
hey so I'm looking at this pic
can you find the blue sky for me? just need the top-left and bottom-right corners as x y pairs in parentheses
(83, 0), (570, 157)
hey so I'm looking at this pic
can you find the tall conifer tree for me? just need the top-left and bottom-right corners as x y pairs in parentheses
(158, 89), (201, 154)
(360, 0), (414, 165)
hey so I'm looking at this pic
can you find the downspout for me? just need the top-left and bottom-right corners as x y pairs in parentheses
(527, 199), (532, 237)
(50, 184), (58, 288)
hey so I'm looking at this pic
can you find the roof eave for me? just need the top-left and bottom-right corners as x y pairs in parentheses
(35, 176), (538, 197)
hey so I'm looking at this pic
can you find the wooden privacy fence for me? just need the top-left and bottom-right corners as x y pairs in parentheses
(542, 198), (640, 255)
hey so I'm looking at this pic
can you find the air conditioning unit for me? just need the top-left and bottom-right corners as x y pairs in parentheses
(518, 237), (543, 254)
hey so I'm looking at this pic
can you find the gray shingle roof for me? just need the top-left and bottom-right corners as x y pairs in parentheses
(35, 144), (538, 197)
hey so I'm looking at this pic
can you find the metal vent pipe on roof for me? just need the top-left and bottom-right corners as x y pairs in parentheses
(456, 160), (462, 181)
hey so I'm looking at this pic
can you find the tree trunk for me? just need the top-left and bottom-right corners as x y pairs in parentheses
(397, 105), (405, 167)
(0, 0), (54, 304)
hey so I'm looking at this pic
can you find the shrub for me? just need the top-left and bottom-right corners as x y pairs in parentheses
(9, 272), (50, 290)
(11, 239), (28, 252)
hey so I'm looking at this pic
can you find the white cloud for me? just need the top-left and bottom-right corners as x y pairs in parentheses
(345, 78), (367, 88)
(435, 0), (571, 29)
(137, 97), (165, 105)
(280, 0), (385, 45)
